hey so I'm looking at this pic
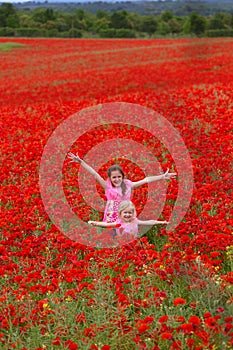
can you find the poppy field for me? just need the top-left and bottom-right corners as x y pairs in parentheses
(1, 37), (233, 349)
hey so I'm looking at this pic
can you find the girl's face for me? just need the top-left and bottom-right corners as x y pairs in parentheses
(110, 170), (123, 187)
(119, 207), (135, 223)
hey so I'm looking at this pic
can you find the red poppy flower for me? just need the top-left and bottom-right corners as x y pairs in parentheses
(161, 332), (173, 340)
(173, 297), (186, 306)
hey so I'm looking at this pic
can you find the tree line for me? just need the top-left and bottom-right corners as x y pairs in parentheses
(0, 3), (233, 38)
(13, 1), (233, 17)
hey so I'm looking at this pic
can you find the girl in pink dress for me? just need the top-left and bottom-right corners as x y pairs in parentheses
(68, 152), (176, 222)
(88, 200), (169, 237)
(103, 176), (132, 222)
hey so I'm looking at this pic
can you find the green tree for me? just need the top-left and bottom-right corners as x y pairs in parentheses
(96, 10), (109, 20)
(41, 20), (57, 31)
(0, 3), (19, 28)
(54, 14), (70, 32)
(6, 14), (20, 28)
(99, 28), (116, 38)
(110, 10), (132, 29)
(68, 27), (82, 38)
(75, 9), (85, 21)
(32, 8), (55, 25)
(127, 12), (141, 32)
(208, 12), (228, 30)
(73, 9), (94, 32)
(161, 10), (173, 22)
(183, 16), (191, 34)
(19, 14), (36, 28)
(94, 18), (110, 34)
(140, 15), (158, 36)
(168, 18), (182, 34)
(115, 28), (136, 38)
(82, 13), (95, 32)
(185, 12), (206, 36)
(157, 21), (170, 35)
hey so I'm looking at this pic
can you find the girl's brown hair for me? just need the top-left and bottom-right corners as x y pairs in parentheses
(107, 165), (127, 195)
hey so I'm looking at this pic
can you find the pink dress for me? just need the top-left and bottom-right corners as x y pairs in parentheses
(115, 218), (139, 237)
(103, 179), (132, 222)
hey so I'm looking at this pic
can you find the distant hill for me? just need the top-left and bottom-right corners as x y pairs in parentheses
(9, 1), (233, 16)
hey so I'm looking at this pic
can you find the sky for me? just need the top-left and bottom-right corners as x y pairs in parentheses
(1, 0), (153, 3)
(2, 0), (145, 2)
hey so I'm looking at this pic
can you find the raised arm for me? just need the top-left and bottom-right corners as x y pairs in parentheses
(88, 220), (117, 228)
(68, 152), (107, 189)
(131, 168), (176, 189)
(137, 219), (169, 226)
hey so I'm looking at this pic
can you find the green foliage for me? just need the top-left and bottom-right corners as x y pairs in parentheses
(1, 3), (233, 38)
(99, 27), (136, 39)
(0, 26), (15, 36)
(32, 7), (56, 24)
(206, 28), (233, 37)
(2, 252), (232, 349)
(208, 12), (227, 30)
(14, 27), (48, 37)
(157, 21), (170, 36)
(0, 3), (19, 28)
(189, 11), (207, 36)
(115, 28), (136, 38)
(68, 27), (82, 38)
(94, 17), (110, 33)
(168, 18), (182, 34)
(19, 13), (36, 28)
(110, 10), (132, 30)
(140, 15), (158, 36)
(160, 9), (173, 22)
(99, 28), (116, 38)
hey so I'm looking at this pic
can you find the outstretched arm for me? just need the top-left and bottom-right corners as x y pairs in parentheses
(68, 152), (107, 189)
(88, 220), (117, 228)
(132, 168), (176, 189)
(137, 219), (169, 226)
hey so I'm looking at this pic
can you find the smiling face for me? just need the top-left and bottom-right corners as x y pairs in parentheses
(119, 206), (135, 223)
(110, 170), (123, 187)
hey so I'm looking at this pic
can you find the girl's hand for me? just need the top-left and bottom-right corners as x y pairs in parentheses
(164, 168), (176, 180)
(68, 152), (82, 163)
(88, 221), (96, 226)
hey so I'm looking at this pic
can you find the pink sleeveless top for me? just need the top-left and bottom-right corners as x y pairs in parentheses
(115, 218), (139, 237)
(103, 179), (132, 222)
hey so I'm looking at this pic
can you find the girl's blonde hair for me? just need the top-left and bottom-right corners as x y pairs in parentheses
(118, 200), (136, 217)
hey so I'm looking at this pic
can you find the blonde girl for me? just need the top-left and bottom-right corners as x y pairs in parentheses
(88, 200), (168, 237)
